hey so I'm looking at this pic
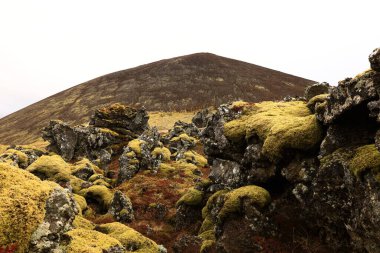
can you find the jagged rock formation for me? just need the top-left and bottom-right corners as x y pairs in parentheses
(174, 48), (380, 252)
(42, 103), (148, 168)
(0, 53), (314, 145)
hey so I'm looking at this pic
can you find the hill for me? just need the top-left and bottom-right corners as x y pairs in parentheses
(0, 53), (314, 144)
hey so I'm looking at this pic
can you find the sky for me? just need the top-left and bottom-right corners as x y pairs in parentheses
(0, 0), (379, 118)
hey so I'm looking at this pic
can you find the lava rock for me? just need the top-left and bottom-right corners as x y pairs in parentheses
(109, 190), (134, 223)
(369, 48), (380, 71)
(304, 82), (330, 101)
(192, 108), (213, 128)
(90, 103), (148, 135)
(209, 159), (244, 188)
(28, 188), (78, 252)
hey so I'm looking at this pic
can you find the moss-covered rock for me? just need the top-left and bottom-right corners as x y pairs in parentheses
(183, 150), (208, 167)
(224, 101), (323, 161)
(72, 216), (95, 230)
(127, 139), (146, 156)
(65, 228), (124, 253)
(27, 155), (72, 180)
(79, 185), (114, 212)
(218, 185), (271, 221)
(0, 163), (77, 252)
(176, 188), (204, 207)
(96, 222), (163, 253)
(0, 148), (29, 168)
(151, 147), (171, 161)
(0, 163), (60, 252)
(348, 144), (380, 180)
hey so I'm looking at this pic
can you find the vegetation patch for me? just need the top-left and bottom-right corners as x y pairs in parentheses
(0, 163), (57, 252)
(176, 188), (204, 207)
(65, 228), (123, 253)
(97, 222), (160, 253)
(224, 101), (323, 161)
(348, 144), (380, 180)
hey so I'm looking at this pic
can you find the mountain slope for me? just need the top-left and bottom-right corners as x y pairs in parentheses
(0, 53), (315, 144)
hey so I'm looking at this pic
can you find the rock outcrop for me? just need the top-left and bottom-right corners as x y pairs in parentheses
(174, 48), (380, 252)
(42, 103), (148, 167)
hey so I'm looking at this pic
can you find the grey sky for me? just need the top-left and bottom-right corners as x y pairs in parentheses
(0, 0), (379, 118)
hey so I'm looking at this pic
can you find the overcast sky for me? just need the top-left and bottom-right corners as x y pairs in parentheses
(0, 0), (379, 118)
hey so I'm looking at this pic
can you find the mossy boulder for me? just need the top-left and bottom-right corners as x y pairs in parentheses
(0, 163), (77, 252)
(223, 101), (323, 162)
(96, 222), (164, 253)
(65, 228), (124, 253)
(348, 144), (380, 180)
(218, 185), (271, 221)
(176, 188), (204, 207)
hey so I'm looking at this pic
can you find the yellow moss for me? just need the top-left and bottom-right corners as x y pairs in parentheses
(73, 194), (87, 215)
(97, 222), (160, 253)
(218, 185), (271, 221)
(348, 144), (380, 180)
(307, 94), (329, 107)
(158, 162), (176, 176)
(354, 69), (375, 79)
(79, 185), (114, 210)
(1, 149), (29, 168)
(151, 147), (171, 161)
(72, 215), (95, 230)
(202, 190), (229, 219)
(125, 151), (136, 158)
(98, 127), (120, 136)
(0, 144), (8, 154)
(224, 101), (323, 161)
(65, 228), (122, 253)
(200, 239), (215, 253)
(0, 163), (57, 252)
(184, 150), (208, 167)
(170, 133), (197, 144)
(72, 158), (103, 175)
(127, 139), (146, 155)
(27, 155), (72, 180)
(92, 179), (111, 188)
(176, 188), (204, 207)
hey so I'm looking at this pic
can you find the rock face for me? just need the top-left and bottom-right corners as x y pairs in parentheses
(43, 103), (148, 166)
(173, 49), (380, 253)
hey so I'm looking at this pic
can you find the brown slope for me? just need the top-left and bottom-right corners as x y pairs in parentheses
(0, 53), (315, 144)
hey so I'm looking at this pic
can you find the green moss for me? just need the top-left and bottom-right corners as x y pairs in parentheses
(72, 215), (95, 230)
(0, 163), (57, 252)
(176, 188), (204, 207)
(65, 228), (123, 253)
(184, 150), (208, 167)
(224, 101), (323, 162)
(218, 185), (271, 221)
(348, 144), (380, 180)
(151, 147), (171, 161)
(97, 222), (160, 253)
(0, 149), (29, 168)
(127, 139), (146, 156)
(79, 185), (114, 210)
